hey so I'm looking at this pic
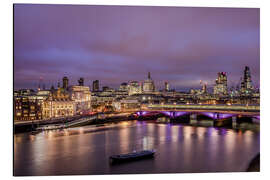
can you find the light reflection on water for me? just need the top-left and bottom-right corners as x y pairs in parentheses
(14, 120), (260, 176)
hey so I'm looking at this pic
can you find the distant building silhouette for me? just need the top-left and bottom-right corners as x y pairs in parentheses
(63, 76), (69, 90)
(78, 77), (84, 86)
(93, 80), (99, 92)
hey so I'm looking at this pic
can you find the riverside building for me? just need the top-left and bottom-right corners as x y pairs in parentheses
(42, 83), (75, 119)
(70, 84), (91, 114)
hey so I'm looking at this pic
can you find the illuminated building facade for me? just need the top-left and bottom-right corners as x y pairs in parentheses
(14, 89), (34, 97)
(112, 97), (140, 111)
(14, 88), (51, 121)
(14, 96), (43, 121)
(119, 82), (128, 91)
(70, 85), (91, 114)
(42, 88), (75, 118)
(213, 72), (228, 96)
(143, 72), (155, 93)
(128, 81), (142, 95)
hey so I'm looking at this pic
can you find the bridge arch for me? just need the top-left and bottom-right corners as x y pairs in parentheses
(197, 112), (236, 120)
(136, 111), (190, 118)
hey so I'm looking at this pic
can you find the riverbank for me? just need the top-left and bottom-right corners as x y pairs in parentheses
(14, 114), (138, 134)
(247, 154), (260, 172)
(14, 114), (260, 134)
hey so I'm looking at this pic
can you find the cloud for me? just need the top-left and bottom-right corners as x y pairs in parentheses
(14, 4), (260, 90)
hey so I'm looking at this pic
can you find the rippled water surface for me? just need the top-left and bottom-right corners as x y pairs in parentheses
(14, 120), (260, 175)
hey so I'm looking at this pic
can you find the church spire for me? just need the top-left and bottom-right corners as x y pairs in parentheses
(148, 72), (151, 79)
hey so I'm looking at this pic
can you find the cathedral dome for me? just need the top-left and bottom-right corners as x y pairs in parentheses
(143, 72), (155, 92)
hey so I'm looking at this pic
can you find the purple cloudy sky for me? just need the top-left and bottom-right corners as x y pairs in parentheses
(14, 4), (260, 91)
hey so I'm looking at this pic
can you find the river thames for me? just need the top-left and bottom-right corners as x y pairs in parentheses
(14, 120), (260, 176)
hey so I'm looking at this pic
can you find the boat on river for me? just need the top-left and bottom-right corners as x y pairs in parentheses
(109, 150), (155, 164)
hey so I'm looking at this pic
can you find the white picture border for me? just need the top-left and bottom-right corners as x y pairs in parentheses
(1, 0), (269, 180)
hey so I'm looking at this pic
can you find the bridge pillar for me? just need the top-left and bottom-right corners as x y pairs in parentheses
(214, 117), (233, 127)
(190, 113), (197, 125)
(170, 111), (175, 119)
(215, 112), (219, 119)
(137, 111), (143, 120)
(232, 116), (237, 128)
(236, 116), (253, 124)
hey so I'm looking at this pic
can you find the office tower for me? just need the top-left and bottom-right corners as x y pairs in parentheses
(165, 81), (169, 91)
(93, 80), (99, 92)
(241, 66), (253, 94)
(63, 76), (69, 90)
(213, 72), (227, 95)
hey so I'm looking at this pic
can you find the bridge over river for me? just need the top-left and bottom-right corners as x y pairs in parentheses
(135, 104), (260, 127)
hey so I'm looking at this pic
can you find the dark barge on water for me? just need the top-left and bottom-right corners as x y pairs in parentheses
(109, 150), (155, 164)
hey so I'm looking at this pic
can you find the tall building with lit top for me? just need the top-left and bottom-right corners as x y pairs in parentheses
(143, 72), (155, 93)
(213, 72), (228, 96)
(165, 82), (169, 91)
(241, 66), (253, 94)
(202, 84), (207, 94)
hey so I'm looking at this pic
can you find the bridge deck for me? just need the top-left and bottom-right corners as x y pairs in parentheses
(147, 104), (259, 113)
(142, 109), (259, 116)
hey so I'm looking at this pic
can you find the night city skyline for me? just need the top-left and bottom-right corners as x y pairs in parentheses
(13, 4), (260, 176)
(14, 4), (260, 91)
